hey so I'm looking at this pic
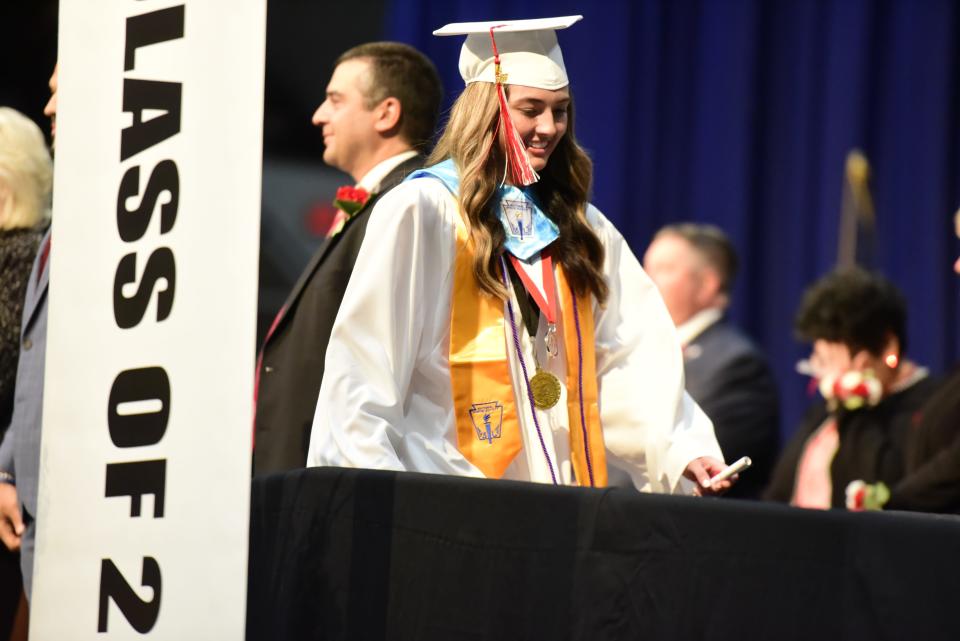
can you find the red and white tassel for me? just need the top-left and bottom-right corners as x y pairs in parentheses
(489, 27), (539, 186)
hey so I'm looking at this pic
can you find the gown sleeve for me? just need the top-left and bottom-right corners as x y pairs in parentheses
(306, 180), (459, 470)
(588, 205), (724, 493)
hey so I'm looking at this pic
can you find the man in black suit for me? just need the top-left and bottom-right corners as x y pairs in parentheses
(644, 223), (779, 498)
(253, 43), (442, 475)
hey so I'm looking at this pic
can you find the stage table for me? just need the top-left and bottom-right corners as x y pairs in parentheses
(247, 467), (960, 640)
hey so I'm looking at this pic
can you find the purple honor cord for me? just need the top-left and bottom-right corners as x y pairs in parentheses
(500, 256), (558, 485)
(498, 255), (596, 487)
(571, 293), (596, 487)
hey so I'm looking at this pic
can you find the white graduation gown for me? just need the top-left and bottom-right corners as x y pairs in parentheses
(307, 178), (723, 493)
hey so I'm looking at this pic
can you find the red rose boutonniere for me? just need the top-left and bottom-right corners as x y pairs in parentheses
(333, 186), (370, 216)
(327, 186), (371, 238)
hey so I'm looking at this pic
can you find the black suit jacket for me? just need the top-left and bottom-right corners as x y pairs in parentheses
(253, 155), (424, 475)
(683, 319), (780, 498)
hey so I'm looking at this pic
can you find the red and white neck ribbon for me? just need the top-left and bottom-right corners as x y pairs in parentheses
(507, 251), (559, 357)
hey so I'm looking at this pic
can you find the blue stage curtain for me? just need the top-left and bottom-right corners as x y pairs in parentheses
(384, 0), (960, 444)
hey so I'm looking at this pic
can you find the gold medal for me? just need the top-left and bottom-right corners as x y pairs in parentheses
(530, 368), (562, 409)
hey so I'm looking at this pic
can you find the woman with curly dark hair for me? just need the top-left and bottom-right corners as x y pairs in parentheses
(765, 268), (937, 508)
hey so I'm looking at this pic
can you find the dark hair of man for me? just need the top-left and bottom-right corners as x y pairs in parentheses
(794, 267), (908, 356)
(656, 223), (739, 294)
(337, 42), (443, 153)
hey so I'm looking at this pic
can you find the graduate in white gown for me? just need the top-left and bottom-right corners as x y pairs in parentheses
(308, 15), (732, 495)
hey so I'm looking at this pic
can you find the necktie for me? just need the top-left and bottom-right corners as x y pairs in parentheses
(37, 235), (51, 284)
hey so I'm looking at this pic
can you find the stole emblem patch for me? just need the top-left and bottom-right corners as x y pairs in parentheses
(501, 198), (534, 242)
(469, 401), (504, 444)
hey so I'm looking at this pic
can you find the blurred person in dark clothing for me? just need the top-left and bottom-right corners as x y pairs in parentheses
(644, 223), (779, 498)
(883, 371), (960, 513)
(0, 99), (53, 622)
(854, 210), (960, 514)
(765, 268), (937, 509)
(0, 107), (50, 436)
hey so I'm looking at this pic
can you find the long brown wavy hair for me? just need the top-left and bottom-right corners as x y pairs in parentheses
(427, 82), (608, 304)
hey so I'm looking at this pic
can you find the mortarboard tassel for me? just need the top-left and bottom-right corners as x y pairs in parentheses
(489, 27), (539, 186)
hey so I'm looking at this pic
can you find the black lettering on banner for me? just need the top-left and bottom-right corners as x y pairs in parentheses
(121, 79), (182, 161)
(116, 161), (179, 242)
(98, 2), (189, 634)
(113, 248), (176, 329)
(105, 460), (166, 517)
(124, 5), (185, 71)
(108, 367), (170, 447)
(98, 557), (162, 633)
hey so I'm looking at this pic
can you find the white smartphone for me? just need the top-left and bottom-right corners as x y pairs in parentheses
(709, 456), (752, 486)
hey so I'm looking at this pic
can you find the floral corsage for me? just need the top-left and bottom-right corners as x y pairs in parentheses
(845, 480), (890, 511)
(818, 369), (883, 411)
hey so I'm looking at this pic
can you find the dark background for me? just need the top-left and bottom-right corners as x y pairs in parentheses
(4, 0), (960, 448)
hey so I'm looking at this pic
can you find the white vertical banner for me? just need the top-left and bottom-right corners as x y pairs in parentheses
(31, 1), (265, 638)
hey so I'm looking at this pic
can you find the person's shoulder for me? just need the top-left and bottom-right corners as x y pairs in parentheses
(854, 368), (938, 424)
(697, 320), (760, 355)
(371, 177), (461, 232)
(894, 371), (940, 408)
(0, 227), (42, 270)
(379, 152), (426, 192)
(584, 202), (609, 227)
(383, 175), (457, 206)
(0, 226), (42, 249)
(922, 366), (960, 416)
(691, 320), (776, 380)
(583, 203), (623, 244)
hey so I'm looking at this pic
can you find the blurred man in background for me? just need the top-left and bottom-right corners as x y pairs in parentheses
(253, 42), (442, 475)
(644, 223), (779, 498)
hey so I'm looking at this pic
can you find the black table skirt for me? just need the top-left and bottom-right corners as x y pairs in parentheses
(247, 467), (960, 641)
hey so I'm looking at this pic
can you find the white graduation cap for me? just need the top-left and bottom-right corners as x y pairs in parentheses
(434, 16), (582, 90)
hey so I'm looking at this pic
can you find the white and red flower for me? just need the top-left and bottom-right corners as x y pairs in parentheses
(845, 479), (890, 511)
(818, 369), (883, 411)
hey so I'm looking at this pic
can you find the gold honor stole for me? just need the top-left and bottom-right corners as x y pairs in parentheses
(449, 216), (608, 486)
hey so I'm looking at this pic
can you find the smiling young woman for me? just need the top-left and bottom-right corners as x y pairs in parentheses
(505, 85), (569, 171)
(427, 80), (604, 307)
(306, 16), (729, 495)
